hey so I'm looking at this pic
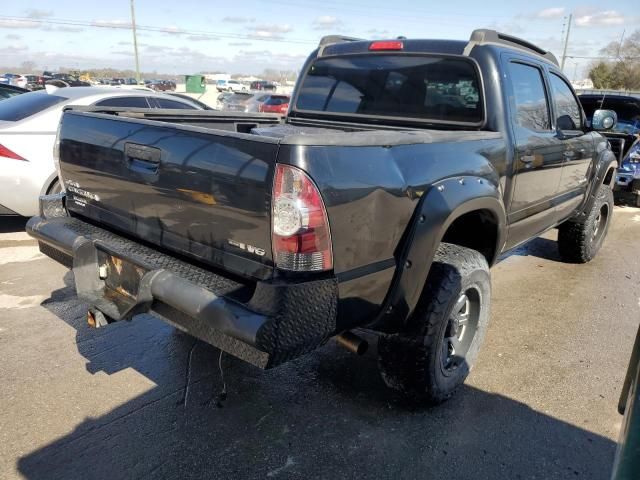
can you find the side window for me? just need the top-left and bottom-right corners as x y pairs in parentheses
(95, 96), (150, 108)
(154, 98), (195, 109)
(507, 62), (551, 132)
(549, 73), (582, 131)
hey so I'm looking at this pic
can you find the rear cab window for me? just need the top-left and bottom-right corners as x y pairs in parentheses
(0, 92), (68, 121)
(293, 54), (484, 126)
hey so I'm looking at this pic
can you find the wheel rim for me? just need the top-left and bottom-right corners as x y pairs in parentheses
(440, 287), (481, 376)
(591, 203), (609, 243)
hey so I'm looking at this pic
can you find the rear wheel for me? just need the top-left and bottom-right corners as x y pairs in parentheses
(378, 243), (491, 404)
(558, 184), (613, 263)
(47, 178), (63, 195)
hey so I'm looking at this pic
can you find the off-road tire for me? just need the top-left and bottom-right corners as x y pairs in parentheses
(378, 243), (491, 404)
(558, 184), (613, 263)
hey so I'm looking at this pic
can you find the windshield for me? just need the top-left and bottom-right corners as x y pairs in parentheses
(0, 91), (67, 121)
(294, 54), (483, 125)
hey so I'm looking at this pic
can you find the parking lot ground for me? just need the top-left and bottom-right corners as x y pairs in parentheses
(1, 207), (639, 480)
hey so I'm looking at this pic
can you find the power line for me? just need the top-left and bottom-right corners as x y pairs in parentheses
(0, 15), (317, 45)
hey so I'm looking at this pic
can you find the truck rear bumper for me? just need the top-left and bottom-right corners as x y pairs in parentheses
(27, 195), (338, 368)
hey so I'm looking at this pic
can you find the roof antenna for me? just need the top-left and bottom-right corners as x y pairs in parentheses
(397, 36), (407, 40)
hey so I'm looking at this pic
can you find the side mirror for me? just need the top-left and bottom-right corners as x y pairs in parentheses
(592, 109), (617, 131)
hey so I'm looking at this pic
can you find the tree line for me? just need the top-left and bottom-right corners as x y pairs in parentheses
(588, 29), (640, 91)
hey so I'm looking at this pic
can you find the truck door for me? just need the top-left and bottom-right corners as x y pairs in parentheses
(547, 71), (596, 222)
(504, 59), (565, 249)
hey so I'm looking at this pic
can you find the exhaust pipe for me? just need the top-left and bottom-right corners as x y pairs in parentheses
(335, 331), (368, 355)
(87, 308), (111, 328)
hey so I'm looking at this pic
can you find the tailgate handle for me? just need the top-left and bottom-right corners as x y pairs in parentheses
(125, 143), (161, 174)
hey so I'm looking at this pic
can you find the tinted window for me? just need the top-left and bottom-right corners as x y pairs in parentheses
(265, 96), (290, 106)
(95, 96), (150, 108)
(0, 91), (67, 121)
(295, 55), (483, 124)
(508, 62), (550, 131)
(0, 88), (25, 100)
(154, 98), (196, 109)
(549, 73), (581, 130)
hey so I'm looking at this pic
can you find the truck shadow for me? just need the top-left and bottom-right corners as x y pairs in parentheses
(0, 216), (28, 234)
(20, 273), (616, 479)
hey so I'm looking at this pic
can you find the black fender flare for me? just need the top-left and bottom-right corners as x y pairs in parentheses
(372, 175), (506, 332)
(575, 146), (617, 221)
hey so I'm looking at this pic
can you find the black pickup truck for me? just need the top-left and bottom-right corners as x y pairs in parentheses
(28, 30), (619, 403)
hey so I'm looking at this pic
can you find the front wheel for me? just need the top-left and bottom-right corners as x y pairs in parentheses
(378, 243), (491, 404)
(558, 184), (613, 263)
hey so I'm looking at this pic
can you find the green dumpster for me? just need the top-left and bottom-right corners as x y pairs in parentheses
(185, 75), (206, 94)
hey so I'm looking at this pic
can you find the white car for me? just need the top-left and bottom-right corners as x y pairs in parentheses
(0, 87), (202, 217)
(215, 79), (247, 92)
(10, 75), (28, 89)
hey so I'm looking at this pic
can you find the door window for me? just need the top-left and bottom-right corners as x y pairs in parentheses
(549, 73), (582, 131)
(508, 62), (551, 132)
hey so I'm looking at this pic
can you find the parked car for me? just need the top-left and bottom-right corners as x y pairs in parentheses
(578, 94), (640, 205)
(28, 30), (618, 404)
(147, 80), (176, 92)
(223, 92), (271, 112)
(216, 79), (247, 92)
(0, 87), (202, 217)
(0, 84), (28, 100)
(250, 80), (277, 91)
(45, 73), (91, 87)
(23, 75), (46, 91)
(216, 91), (234, 109)
(9, 75), (28, 89)
(259, 94), (290, 114)
(1, 74), (19, 86)
(578, 94), (640, 159)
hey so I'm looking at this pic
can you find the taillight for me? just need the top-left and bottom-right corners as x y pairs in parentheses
(272, 164), (333, 271)
(0, 144), (26, 161)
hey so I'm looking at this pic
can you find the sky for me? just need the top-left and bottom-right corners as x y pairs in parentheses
(1, 1), (639, 78)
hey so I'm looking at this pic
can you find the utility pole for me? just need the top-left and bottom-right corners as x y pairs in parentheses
(130, 0), (141, 84)
(616, 29), (626, 58)
(560, 13), (572, 71)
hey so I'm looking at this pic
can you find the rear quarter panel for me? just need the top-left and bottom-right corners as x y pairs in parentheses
(277, 136), (507, 330)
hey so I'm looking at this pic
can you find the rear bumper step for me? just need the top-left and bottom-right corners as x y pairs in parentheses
(27, 195), (338, 368)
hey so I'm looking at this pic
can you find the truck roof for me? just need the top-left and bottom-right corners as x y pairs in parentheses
(318, 29), (558, 67)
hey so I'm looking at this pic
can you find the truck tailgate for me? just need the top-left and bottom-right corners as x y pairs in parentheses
(58, 111), (280, 280)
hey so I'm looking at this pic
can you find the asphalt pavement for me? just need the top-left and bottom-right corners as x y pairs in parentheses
(1, 207), (639, 480)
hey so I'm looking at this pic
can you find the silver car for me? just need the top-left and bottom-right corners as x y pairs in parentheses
(0, 87), (201, 216)
(222, 92), (271, 113)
